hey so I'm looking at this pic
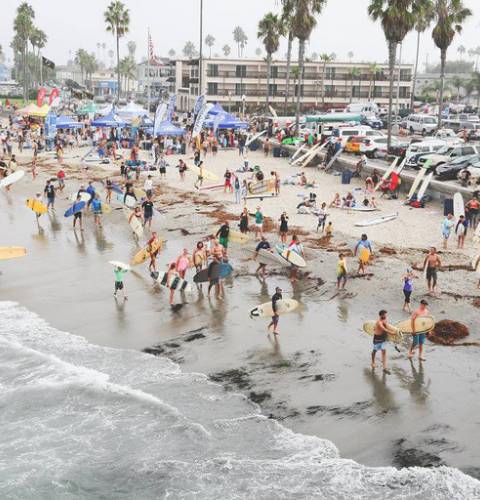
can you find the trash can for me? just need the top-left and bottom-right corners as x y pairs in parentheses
(273, 147), (281, 157)
(444, 198), (454, 216)
(341, 171), (353, 184)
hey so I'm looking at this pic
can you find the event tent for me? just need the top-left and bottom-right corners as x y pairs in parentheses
(76, 102), (97, 115)
(154, 120), (185, 136)
(118, 101), (149, 119)
(91, 112), (126, 128)
(207, 102), (226, 116)
(204, 112), (248, 129)
(15, 103), (50, 117)
(56, 115), (83, 129)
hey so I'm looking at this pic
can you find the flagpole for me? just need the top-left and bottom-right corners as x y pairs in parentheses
(147, 28), (152, 116)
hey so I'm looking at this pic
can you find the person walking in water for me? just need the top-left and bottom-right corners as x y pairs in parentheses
(268, 287), (283, 335)
(371, 309), (391, 374)
(407, 299), (430, 361)
(402, 267), (416, 312)
(336, 253), (348, 290)
(113, 265), (128, 300)
(194, 160), (205, 189)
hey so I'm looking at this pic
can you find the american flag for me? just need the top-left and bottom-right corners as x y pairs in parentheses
(148, 30), (163, 67)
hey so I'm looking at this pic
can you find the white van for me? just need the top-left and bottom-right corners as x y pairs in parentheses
(405, 114), (438, 135)
(346, 102), (380, 115)
(333, 126), (383, 147)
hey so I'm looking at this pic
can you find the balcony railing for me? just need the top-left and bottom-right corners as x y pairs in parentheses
(208, 89), (411, 99)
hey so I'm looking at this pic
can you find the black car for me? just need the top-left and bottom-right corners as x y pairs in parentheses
(434, 154), (480, 180)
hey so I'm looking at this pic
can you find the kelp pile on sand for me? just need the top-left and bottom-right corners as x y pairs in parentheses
(429, 320), (480, 347)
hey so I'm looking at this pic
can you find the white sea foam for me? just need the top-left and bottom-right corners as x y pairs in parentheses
(0, 301), (479, 499)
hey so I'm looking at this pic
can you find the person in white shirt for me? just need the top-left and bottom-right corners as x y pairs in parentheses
(144, 175), (154, 198)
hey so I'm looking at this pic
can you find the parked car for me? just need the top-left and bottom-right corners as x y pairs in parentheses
(344, 135), (367, 154)
(435, 154), (480, 180)
(405, 114), (438, 135)
(430, 129), (464, 143)
(417, 144), (479, 173)
(405, 140), (447, 168)
(332, 126), (379, 147)
(361, 115), (383, 129)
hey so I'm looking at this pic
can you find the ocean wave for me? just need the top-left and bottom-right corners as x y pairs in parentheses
(0, 301), (479, 499)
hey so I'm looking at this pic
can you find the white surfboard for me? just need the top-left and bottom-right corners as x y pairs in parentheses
(69, 192), (91, 203)
(355, 212), (398, 227)
(279, 247), (306, 268)
(250, 299), (299, 318)
(245, 130), (267, 147)
(243, 248), (291, 267)
(108, 260), (131, 271)
(324, 145), (343, 171)
(123, 207), (143, 238)
(416, 172), (434, 201)
(289, 142), (307, 163)
(0, 170), (25, 188)
(453, 192), (465, 219)
(407, 168), (426, 201)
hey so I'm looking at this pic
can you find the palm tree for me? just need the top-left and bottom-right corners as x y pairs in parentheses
(432, 0), (472, 127)
(349, 67), (360, 103)
(118, 55), (136, 94)
(84, 53), (99, 88)
(475, 47), (480, 71)
(410, 1), (435, 109)
(457, 44), (466, 59)
(104, 0), (130, 103)
(347, 51), (354, 62)
(108, 49), (114, 68)
(468, 72), (480, 111)
(450, 75), (464, 102)
(127, 40), (136, 61)
(319, 53), (334, 105)
(205, 34), (215, 58)
(368, 63), (379, 100)
(291, 0), (327, 133)
(258, 12), (281, 108)
(233, 26), (248, 57)
(280, 0), (295, 114)
(311, 51), (318, 61)
(183, 41), (196, 59)
(30, 27), (47, 85)
(255, 47), (262, 57)
(222, 44), (231, 57)
(75, 48), (88, 84)
(368, 0), (420, 150)
(101, 42), (107, 65)
(168, 48), (176, 58)
(13, 2), (35, 102)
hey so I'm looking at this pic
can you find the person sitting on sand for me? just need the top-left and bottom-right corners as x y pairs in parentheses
(342, 192), (355, 208)
(329, 193), (341, 208)
(365, 176), (375, 192)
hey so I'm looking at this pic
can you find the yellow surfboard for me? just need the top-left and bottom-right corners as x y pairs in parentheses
(359, 247), (370, 264)
(26, 198), (48, 215)
(228, 231), (250, 244)
(0, 246), (27, 260)
(101, 203), (112, 214)
(188, 164), (219, 182)
(130, 238), (163, 266)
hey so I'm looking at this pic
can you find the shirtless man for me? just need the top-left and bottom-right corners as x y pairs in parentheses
(371, 309), (391, 374)
(423, 247), (441, 295)
(408, 299), (430, 361)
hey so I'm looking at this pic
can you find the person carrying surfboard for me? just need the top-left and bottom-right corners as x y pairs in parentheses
(216, 221), (230, 250)
(72, 195), (84, 232)
(207, 256), (222, 299)
(287, 235), (305, 283)
(407, 300), (430, 361)
(336, 254), (348, 290)
(44, 180), (55, 211)
(455, 215), (468, 249)
(354, 234), (373, 275)
(113, 266), (128, 300)
(371, 310), (392, 374)
(194, 161), (204, 189)
(254, 236), (272, 278)
(90, 194), (103, 228)
(267, 287), (283, 335)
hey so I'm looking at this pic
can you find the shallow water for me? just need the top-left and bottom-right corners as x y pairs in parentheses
(1, 301), (479, 499)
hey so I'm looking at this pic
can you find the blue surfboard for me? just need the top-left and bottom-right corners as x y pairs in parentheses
(64, 201), (86, 218)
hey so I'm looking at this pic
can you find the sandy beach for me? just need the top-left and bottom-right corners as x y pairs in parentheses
(1, 141), (480, 482)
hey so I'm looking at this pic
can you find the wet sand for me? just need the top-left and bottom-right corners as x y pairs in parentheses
(1, 147), (480, 479)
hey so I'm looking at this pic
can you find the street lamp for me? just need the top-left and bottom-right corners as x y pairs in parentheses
(241, 94), (246, 118)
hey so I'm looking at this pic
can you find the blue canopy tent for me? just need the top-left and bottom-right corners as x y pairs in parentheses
(154, 120), (186, 136)
(204, 112), (248, 129)
(207, 102), (226, 116)
(56, 115), (83, 129)
(91, 112), (126, 128)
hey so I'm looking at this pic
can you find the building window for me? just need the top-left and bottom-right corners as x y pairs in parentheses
(235, 65), (247, 78)
(352, 86), (361, 98)
(268, 83), (277, 96)
(325, 67), (335, 80)
(373, 86), (382, 98)
(398, 87), (408, 98)
(208, 64), (218, 77)
(235, 83), (246, 95)
(294, 84), (304, 97)
(325, 84), (334, 96)
(400, 69), (411, 81)
(271, 66), (278, 78)
(207, 82), (218, 95)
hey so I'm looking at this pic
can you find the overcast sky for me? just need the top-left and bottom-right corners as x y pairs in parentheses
(1, 0), (479, 68)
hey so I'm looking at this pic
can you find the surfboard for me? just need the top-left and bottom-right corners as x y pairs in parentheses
(359, 247), (370, 264)
(362, 321), (403, 344)
(245, 130), (267, 147)
(123, 207), (143, 238)
(373, 158), (398, 191)
(243, 248), (291, 267)
(277, 245), (306, 268)
(243, 193), (276, 201)
(298, 142), (326, 168)
(198, 183), (224, 191)
(108, 182), (123, 195)
(471, 254), (480, 272)
(189, 164), (219, 181)
(69, 192), (91, 203)
(407, 168), (426, 201)
(248, 179), (275, 194)
(26, 198), (48, 215)
(228, 231), (250, 244)
(131, 238), (163, 266)
(158, 272), (192, 292)
(289, 143), (307, 164)
(453, 192), (465, 218)
(100, 202), (112, 214)
(108, 260), (131, 271)
(0, 170), (25, 188)
(355, 212), (398, 227)
(134, 187), (147, 200)
(193, 262), (233, 283)
(64, 201), (86, 218)
(324, 146), (343, 171)
(0, 246), (27, 260)
(395, 316), (435, 335)
(250, 299), (299, 318)
(416, 172), (434, 201)
(348, 206), (378, 212)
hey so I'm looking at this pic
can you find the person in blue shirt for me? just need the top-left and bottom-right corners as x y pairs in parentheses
(86, 181), (96, 207)
(354, 234), (373, 275)
(90, 194), (103, 228)
(402, 267), (416, 313)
